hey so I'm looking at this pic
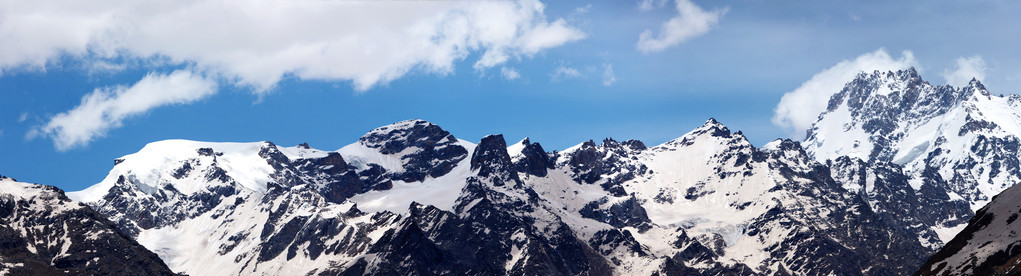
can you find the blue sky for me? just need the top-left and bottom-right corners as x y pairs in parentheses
(1, 0), (1018, 191)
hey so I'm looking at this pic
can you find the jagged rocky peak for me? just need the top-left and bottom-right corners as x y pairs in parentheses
(509, 137), (556, 177)
(760, 138), (801, 152)
(557, 137), (650, 197)
(805, 65), (1021, 210)
(821, 67), (962, 122)
(964, 77), (991, 98)
(806, 67), (987, 162)
(471, 134), (520, 187)
(694, 117), (731, 137)
(358, 119), (463, 155)
(348, 119), (470, 182)
(662, 118), (753, 149)
(825, 67), (930, 112)
(565, 137), (648, 156)
(758, 138), (812, 166)
(600, 138), (647, 151)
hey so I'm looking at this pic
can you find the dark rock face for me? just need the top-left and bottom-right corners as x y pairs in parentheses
(359, 119), (469, 182)
(660, 230), (755, 276)
(560, 138), (649, 197)
(254, 189), (392, 264)
(512, 138), (556, 177)
(828, 156), (973, 248)
(263, 145), (376, 204)
(756, 142), (934, 275)
(471, 134), (521, 187)
(0, 178), (175, 275)
(351, 135), (613, 275)
(579, 196), (652, 231)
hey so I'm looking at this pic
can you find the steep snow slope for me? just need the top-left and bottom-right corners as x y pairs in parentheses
(591, 120), (932, 274)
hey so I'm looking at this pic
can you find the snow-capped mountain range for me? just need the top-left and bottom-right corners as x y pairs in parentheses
(5, 67), (1021, 275)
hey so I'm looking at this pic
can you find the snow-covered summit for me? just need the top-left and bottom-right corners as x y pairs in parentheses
(661, 118), (744, 148)
(805, 67), (1021, 209)
(68, 140), (281, 203)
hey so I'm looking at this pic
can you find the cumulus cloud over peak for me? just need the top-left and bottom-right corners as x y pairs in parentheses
(943, 56), (987, 87)
(637, 0), (726, 53)
(29, 70), (216, 151)
(772, 49), (919, 139)
(0, 0), (584, 92)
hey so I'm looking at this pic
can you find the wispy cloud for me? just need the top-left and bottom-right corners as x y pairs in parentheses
(602, 64), (617, 86)
(501, 67), (521, 80)
(772, 49), (918, 138)
(943, 56), (987, 87)
(637, 0), (726, 53)
(551, 66), (582, 81)
(0, 0), (584, 92)
(849, 13), (862, 21)
(17, 112), (28, 123)
(638, 0), (668, 11)
(575, 4), (592, 15)
(28, 70), (216, 150)
(87, 60), (127, 76)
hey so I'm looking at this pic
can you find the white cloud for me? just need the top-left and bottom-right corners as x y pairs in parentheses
(602, 64), (617, 86)
(551, 66), (581, 80)
(17, 112), (28, 123)
(28, 70), (216, 151)
(0, 0), (584, 92)
(87, 60), (127, 75)
(575, 4), (592, 15)
(501, 67), (521, 80)
(772, 48), (919, 138)
(638, 0), (668, 11)
(943, 56), (987, 87)
(636, 0), (726, 53)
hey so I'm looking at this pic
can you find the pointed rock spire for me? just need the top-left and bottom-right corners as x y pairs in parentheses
(470, 135), (519, 186)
